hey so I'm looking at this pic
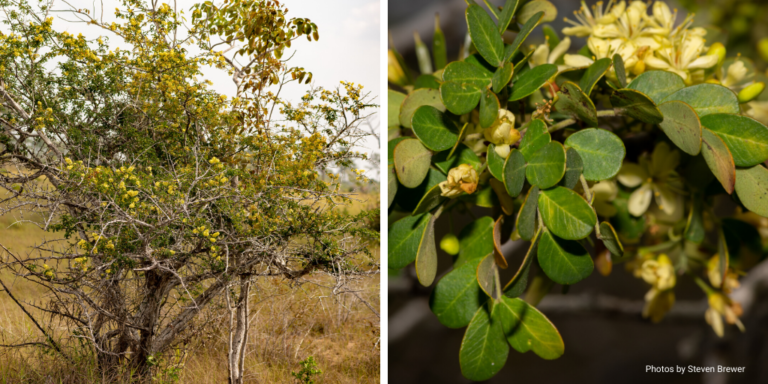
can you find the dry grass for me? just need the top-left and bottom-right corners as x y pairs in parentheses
(0, 193), (380, 383)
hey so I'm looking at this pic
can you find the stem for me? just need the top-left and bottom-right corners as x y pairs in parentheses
(494, 263), (503, 300)
(579, 175), (601, 238)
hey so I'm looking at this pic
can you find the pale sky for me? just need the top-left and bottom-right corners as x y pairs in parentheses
(4, 0), (381, 176)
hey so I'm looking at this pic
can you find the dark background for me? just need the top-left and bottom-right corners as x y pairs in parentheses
(388, 1), (768, 383)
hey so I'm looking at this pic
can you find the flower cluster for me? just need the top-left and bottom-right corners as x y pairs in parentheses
(558, 1), (721, 84)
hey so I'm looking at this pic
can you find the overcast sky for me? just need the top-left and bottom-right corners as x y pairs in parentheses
(6, 0), (381, 175)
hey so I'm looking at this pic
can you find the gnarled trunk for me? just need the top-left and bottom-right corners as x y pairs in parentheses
(228, 275), (251, 384)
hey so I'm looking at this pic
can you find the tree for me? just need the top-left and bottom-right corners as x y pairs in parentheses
(0, 0), (378, 381)
(389, 0), (768, 381)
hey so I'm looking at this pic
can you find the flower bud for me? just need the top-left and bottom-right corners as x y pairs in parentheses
(439, 233), (460, 255)
(738, 82), (765, 103)
(438, 164), (479, 198)
(758, 37), (768, 62)
(483, 109), (519, 158)
(707, 42), (726, 66)
(388, 50), (409, 87)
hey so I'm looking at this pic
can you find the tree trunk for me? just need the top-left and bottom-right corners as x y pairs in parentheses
(131, 270), (168, 377)
(228, 276), (251, 384)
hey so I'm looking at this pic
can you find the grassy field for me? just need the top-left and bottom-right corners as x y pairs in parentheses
(0, 193), (380, 383)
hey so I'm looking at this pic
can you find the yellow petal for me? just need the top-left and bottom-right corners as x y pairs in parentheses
(628, 182), (653, 217)
(617, 162), (647, 187)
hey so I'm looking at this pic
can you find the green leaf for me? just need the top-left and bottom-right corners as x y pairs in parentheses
(658, 100), (702, 156)
(516, 186), (539, 241)
(538, 229), (594, 284)
(459, 304), (509, 381)
(563, 128), (625, 181)
(416, 214), (438, 286)
(538, 186), (597, 240)
(433, 15), (448, 70)
(394, 138), (432, 188)
(613, 54), (627, 88)
(503, 149), (527, 197)
(465, 53), (498, 75)
(517, 0), (556, 25)
(495, 296), (564, 359)
(542, 25), (560, 49)
(388, 137), (407, 165)
(627, 70), (685, 104)
(411, 106), (461, 151)
(413, 184), (446, 215)
(429, 258), (485, 328)
(466, 4), (505, 67)
(579, 58), (612, 96)
(440, 81), (482, 115)
(519, 119), (551, 160)
(735, 165), (768, 218)
(503, 229), (540, 297)
(433, 143), (482, 174)
(685, 198), (705, 244)
(610, 89), (663, 124)
(476, 254), (498, 298)
(701, 114), (768, 167)
(414, 74), (441, 90)
(388, 90), (407, 127)
(443, 61), (493, 88)
(492, 62), (515, 94)
(479, 89), (501, 128)
(503, 11), (543, 62)
(487, 144), (506, 180)
(701, 128), (736, 194)
(498, 0), (519, 33)
(399, 88), (445, 129)
(663, 83), (739, 117)
(389, 213), (430, 269)
(525, 141), (566, 189)
(599, 222), (624, 257)
(455, 217), (496, 268)
(554, 82), (598, 127)
(509, 64), (557, 101)
(388, 165), (398, 208)
(561, 147), (583, 189)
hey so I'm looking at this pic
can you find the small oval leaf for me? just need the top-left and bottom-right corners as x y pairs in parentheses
(459, 304), (509, 381)
(701, 128), (736, 194)
(415, 215), (438, 286)
(412, 105), (461, 151)
(735, 165), (768, 218)
(509, 64), (557, 101)
(658, 100), (703, 156)
(554, 82), (598, 127)
(627, 70), (685, 104)
(526, 141), (566, 189)
(538, 229), (594, 284)
(563, 128), (625, 181)
(466, 4), (505, 66)
(399, 88), (445, 128)
(610, 89), (663, 124)
(394, 138), (432, 188)
(519, 119), (551, 160)
(440, 81), (482, 115)
(701, 114), (768, 167)
(503, 149), (527, 197)
(663, 83), (739, 117)
(495, 296), (564, 359)
(538, 186), (597, 240)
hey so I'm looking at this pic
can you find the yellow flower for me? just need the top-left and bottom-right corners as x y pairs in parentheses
(705, 292), (744, 337)
(641, 254), (676, 291)
(530, 37), (571, 70)
(562, 0), (625, 38)
(438, 164), (479, 198)
(483, 109), (519, 158)
(617, 142), (684, 217)
(644, 34), (719, 84)
(642, 287), (674, 323)
(387, 50), (408, 87)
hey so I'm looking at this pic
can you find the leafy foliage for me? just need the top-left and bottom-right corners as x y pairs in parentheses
(389, 0), (768, 380)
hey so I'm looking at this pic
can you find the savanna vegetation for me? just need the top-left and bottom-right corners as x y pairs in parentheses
(0, 0), (379, 382)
